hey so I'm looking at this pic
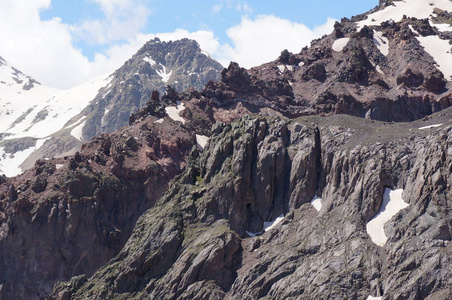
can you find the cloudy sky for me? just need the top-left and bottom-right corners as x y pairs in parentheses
(0, 0), (377, 89)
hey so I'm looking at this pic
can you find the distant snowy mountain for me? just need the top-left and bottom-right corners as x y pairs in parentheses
(0, 38), (223, 177)
(77, 38), (223, 140)
(0, 56), (112, 177)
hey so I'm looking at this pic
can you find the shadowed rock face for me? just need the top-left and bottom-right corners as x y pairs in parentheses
(0, 115), (195, 300)
(49, 112), (452, 300)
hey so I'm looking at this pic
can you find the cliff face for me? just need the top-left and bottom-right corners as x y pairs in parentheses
(49, 111), (452, 300)
(1, 1), (452, 299)
(0, 115), (195, 299)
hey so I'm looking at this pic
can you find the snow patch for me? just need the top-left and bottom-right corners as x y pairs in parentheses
(156, 65), (172, 83)
(431, 21), (452, 32)
(357, 0), (452, 29)
(70, 121), (86, 141)
(277, 65), (286, 73)
(196, 134), (209, 150)
(367, 296), (382, 300)
(165, 101), (185, 124)
(55, 164), (64, 170)
(366, 188), (409, 247)
(376, 65), (384, 75)
(143, 56), (156, 67)
(0, 138), (49, 177)
(311, 195), (322, 212)
(373, 31), (389, 56)
(332, 38), (350, 52)
(246, 214), (285, 237)
(263, 214), (284, 232)
(414, 34), (452, 80)
(419, 124), (443, 130)
(154, 118), (164, 124)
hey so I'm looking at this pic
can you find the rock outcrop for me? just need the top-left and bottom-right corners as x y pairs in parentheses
(0, 114), (195, 299)
(1, 0), (452, 299)
(49, 111), (452, 299)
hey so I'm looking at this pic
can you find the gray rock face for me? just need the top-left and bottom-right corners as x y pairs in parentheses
(50, 112), (452, 299)
(80, 38), (223, 140)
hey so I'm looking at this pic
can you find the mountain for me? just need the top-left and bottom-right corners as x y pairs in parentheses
(0, 0), (452, 299)
(76, 38), (223, 140)
(0, 38), (223, 177)
(0, 56), (111, 177)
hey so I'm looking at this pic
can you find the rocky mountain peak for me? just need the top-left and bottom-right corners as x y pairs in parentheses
(0, 56), (40, 91)
(77, 38), (223, 141)
(0, 38), (224, 177)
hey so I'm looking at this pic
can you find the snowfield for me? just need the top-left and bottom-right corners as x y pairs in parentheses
(357, 0), (452, 29)
(165, 101), (186, 124)
(311, 195), (322, 212)
(0, 57), (112, 176)
(366, 188), (409, 247)
(332, 38), (350, 52)
(0, 138), (48, 177)
(414, 34), (452, 80)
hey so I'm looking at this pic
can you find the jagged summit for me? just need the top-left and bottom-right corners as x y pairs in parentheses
(0, 56), (40, 91)
(75, 37), (223, 141)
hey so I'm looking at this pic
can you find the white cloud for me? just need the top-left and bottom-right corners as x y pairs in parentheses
(74, 0), (151, 45)
(0, 0), (151, 89)
(0, 1), (335, 90)
(236, 2), (253, 14)
(215, 15), (336, 68)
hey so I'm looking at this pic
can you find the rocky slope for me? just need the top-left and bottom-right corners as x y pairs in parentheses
(49, 111), (452, 300)
(0, 0), (452, 299)
(0, 38), (223, 177)
(155, 0), (452, 124)
(77, 38), (223, 141)
(0, 113), (196, 299)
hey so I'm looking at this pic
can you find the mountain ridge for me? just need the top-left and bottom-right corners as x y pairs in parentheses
(1, 0), (452, 299)
(0, 38), (223, 177)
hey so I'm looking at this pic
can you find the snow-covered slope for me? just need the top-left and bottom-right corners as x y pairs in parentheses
(356, 0), (452, 79)
(0, 38), (223, 177)
(357, 0), (452, 29)
(0, 57), (112, 177)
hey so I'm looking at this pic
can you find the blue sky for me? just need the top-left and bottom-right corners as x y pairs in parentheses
(0, 0), (377, 89)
